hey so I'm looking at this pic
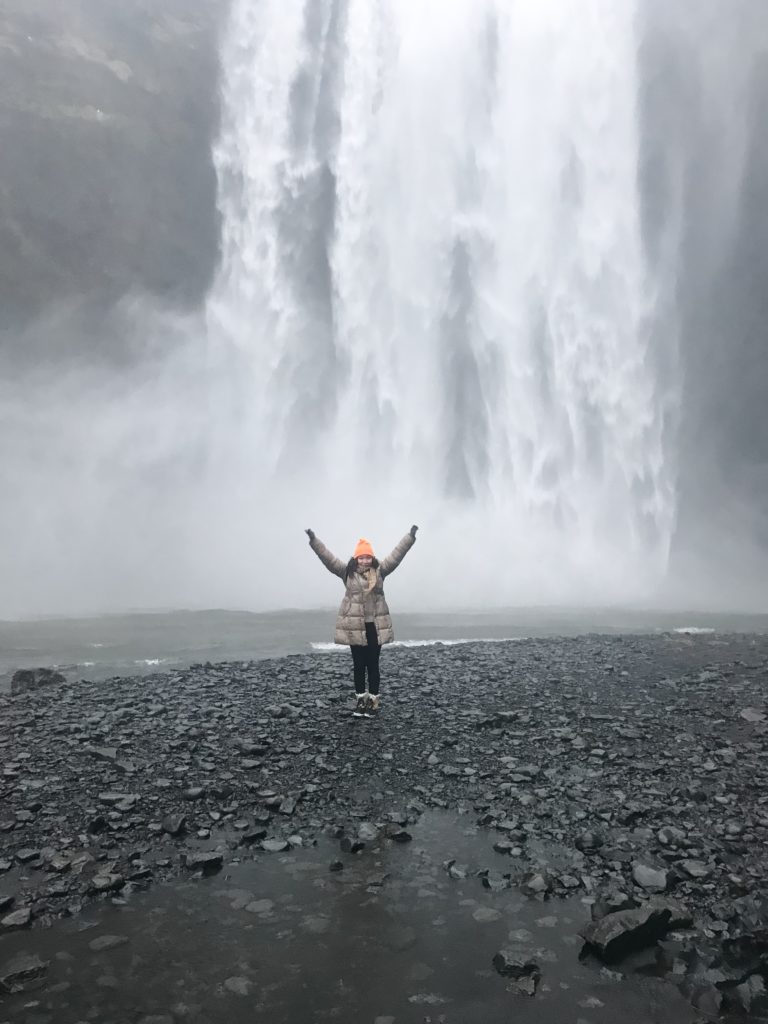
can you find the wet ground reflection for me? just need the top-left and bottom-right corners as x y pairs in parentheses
(0, 811), (697, 1023)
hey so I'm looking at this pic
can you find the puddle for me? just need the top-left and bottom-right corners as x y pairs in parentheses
(0, 812), (698, 1023)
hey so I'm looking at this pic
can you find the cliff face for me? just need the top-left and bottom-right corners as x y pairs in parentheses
(0, 0), (225, 326)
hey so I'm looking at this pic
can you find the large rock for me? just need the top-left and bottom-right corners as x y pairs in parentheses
(632, 861), (669, 893)
(581, 904), (674, 964)
(492, 949), (541, 996)
(0, 952), (48, 992)
(11, 668), (65, 696)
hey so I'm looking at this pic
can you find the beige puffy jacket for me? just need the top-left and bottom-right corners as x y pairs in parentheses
(310, 533), (415, 646)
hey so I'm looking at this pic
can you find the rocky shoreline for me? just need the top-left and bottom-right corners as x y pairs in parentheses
(1, 633), (767, 1017)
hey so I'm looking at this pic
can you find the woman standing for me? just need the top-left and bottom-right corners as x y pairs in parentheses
(306, 526), (418, 716)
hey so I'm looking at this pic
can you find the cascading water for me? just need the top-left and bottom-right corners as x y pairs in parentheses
(206, 0), (680, 605)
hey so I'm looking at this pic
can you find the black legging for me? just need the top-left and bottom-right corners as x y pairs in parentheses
(350, 622), (381, 696)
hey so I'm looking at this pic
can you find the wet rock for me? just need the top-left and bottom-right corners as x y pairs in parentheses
(91, 873), (125, 894)
(591, 893), (637, 920)
(15, 848), (40, 864)
(47, 853), (72, 874)
(683, 980), (722, 1016)
(162, 814), (187, 837)
(575, 831), (604, 852)
(1, 907), (32, 930)
(224, 976), (252, 995)
(261, 838), (290, 853)
(0, 895), (14, 913)
(87, 745), (119, 763)
(240, 828), (268, 845)
(358, 822), (379, 842)
(522, 871), (552, 896)
(329, 860), (344, 872)
(11, 667), (65, 696)
(99, 792), (138, 811)
(492, 948), (541, 995)
(657, 826), (687, 847)
(729, 974), (768, 1015)
(89, 934), (129, 952)
(0, 951), (48, 992)
(581, 904), (674, 964)
(244, 899), (274, 914)
(631, 861), (669, 893)
(183, 852), (224, 873)
(340, 837), (365, 854)
(740, 707), (766, 723)
(473, 907), (502, 923)
(507, 973), (540, 996)
(389, 829), (413, 843)
(679, 859), (713, 880)
(182, 787), (206, 801)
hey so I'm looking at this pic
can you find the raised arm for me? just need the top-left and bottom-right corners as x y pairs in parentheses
(306, 529), (345, 579)
(379, 525), (418, 578)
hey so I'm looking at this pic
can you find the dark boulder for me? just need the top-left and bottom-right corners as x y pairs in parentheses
(581, 903), (674, 964)
(11, 668), (65, 696)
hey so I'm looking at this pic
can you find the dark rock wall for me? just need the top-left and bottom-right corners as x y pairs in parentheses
(0, 0), (225, 326)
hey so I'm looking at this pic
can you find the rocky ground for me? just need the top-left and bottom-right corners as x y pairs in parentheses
(1, 633), (767, 1018)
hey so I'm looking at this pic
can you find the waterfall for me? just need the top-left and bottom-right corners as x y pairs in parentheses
(206, 0), (680, 604)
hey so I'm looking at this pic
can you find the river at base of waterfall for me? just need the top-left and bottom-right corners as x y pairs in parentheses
(1, 606), (767, 692)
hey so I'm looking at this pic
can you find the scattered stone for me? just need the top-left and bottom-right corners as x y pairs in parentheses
(11, 667), (65, 696)
(492, 948), (541, 995)
(89, 935), (129, 952)
(1, 907), (31, 930)
(2, 625), (768, 1023)
(261, 838), (290, 853)
(183, 852), (224, 874)
(739, 707), (766, 723)
(0, 952), (48, 991)
(581, 904), (674, 964)
(631, 862), (669, 893)
(224, 976), (252, 996)
(473, 907), (502, 923)
(245, 899), (274, 914)
(91, 873), (124, 894)
(679, 859), (713, 880)
(15, 848), (40, 864)
(87, 746), (119, 763)
(162, 814), (187, 837)
(657, 827), (687, 847)
(575, 831), (603, 852)
(99, 792), (138, 809)
(389, 829), (413, 843)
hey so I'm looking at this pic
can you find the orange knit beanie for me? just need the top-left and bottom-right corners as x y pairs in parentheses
(354, 538), (374, 559)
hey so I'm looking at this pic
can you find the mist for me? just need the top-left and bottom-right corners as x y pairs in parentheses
(1, 0), (767, 619)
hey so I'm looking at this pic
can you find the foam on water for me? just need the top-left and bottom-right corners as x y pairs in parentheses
(311, 637), (523, 652)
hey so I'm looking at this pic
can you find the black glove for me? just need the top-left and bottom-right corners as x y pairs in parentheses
(305, 528), (315, 542)
(410, 524), (418, 538)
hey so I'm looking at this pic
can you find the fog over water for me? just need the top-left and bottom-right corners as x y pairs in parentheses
(1, 0), (767, 618)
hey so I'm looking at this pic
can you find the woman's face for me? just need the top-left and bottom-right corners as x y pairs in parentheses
(357, 555), (373, 569)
